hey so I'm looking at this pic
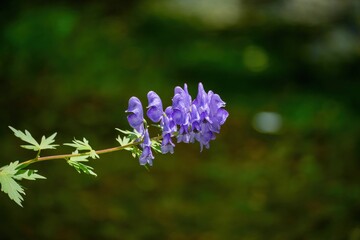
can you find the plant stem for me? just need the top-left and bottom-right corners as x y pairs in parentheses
(20, 135), (163, 167)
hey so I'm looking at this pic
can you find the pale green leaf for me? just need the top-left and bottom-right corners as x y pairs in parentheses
(39, 132), (58, 150)
(0, 161), (46, 206)
(14, 169), (46, 181)
(151, 140), (162, 154)
(0, 173), (24, 207)
(89, 150), (99, 159)
(69, 162), (97, 176)
(9, 126), (39, 150)
(64, 138), (92, 151)
(116, 135), (133, 151)
(9, 126), (58, 151)
(115, 128), (141, 140)
(65, 138), (99, 159)
(67, 151), (97, 177)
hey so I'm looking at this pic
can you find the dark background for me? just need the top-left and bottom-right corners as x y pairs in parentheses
(1, 0), (359, 239)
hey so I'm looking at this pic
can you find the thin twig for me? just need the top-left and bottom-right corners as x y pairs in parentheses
(19, 135), (163, 167)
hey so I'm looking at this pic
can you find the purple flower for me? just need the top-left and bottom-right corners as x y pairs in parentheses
(139, 129), (154, 166)
(124, 82), (228, 166)
(161, 133), (175, 154)
(208, 91), (229, 133)
(191, 83), (228, 150)
(160, 111), (176, 154)
(190, 104), (201, 132)
(164, 106), (177, 133)
(174, 84), (192, 108)
(126, 97), (144, 134)
(189, 104), (201, 143)
(147, 91), (163, 123)
(197, 123), (214, 151)
(172, 84), (193, 143)
(193, 83), (210, 121)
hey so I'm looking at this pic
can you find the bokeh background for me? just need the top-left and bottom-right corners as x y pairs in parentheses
(1, 0), (360, 239)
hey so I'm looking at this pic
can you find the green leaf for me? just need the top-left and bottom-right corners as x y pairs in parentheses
(115, 128), (141, 141)
(0, 161), (24, 206)
(116, 135), (133, 151)
(14, 169), (46, 181)
(39, 132), (58, 150)
(0, 161), (46, 207)
(64, 138), (99, 159)
(131, 146), (142, 159)
(9, 126), (58, 151)
(151, 140), (162, 154)
(64, 138), (91, 150)
(89, 150), (99, 159)
(67, 150), (97, 177)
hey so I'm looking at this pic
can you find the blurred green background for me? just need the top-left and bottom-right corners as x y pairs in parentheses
(1, 0), (360, 239)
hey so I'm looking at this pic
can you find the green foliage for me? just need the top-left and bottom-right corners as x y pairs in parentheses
(67, 150), (97, 177)
(64, 138), (99, 176)
(0, 161), (45, 207)
(1, 1), (359, 238)
(1, 130), (103, 205)
(116, 128), (141, 142)
(116, 128), (143, 158)
(116, 135), (133, 151)
(64, 138), (99, 159)
(9, 126), (58, 151)
(150, 140), (162, 154)
(1, 124), (162, 206)
(1, 127), (54, 206)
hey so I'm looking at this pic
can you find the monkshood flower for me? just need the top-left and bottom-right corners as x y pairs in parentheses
(126, 97), (144, 134)
(172, 84), (192, 143)
(208, 91), (228, 133)
(139, 129), (154, 166)
(160, 114), (175, 154)
(0, 83), (228, 207)
(126, 82), (228, 166)
(160, 106), (177, 154)
(147, 92), (176, 154)
(126, 96), (154, 166)
(192, 83), (229, 150)
(147, 91), (163, 123)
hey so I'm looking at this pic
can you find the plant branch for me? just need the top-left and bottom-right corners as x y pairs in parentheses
(20, 135), (163, 167)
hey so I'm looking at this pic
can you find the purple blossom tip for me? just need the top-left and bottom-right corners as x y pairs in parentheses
(147, 91), (163, 123)
(125, 82), (228, 166)
(126, 97), (144, 133)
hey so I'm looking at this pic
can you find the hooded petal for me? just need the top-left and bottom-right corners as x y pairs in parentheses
(139, 146), (154, 166)
(147, 91), (163, 122)
(126, 97), (144, 131)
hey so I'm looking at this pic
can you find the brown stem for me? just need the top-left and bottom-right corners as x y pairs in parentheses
(20, 135), (163, 167)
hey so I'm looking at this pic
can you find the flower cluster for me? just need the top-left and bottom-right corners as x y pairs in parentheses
(126, 83), (228, 166)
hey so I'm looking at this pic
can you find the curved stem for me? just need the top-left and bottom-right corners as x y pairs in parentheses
(20, 135), (163, 167)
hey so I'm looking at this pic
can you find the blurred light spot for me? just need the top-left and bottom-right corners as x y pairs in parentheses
(309, 28), (358, 62)
(282, 0), (347, 25)
(164, 0), (242, 28)
(253, 112), (282, 134)
(243, 46), (268, 72)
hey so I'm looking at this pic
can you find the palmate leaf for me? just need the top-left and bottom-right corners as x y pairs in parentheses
(115, 128), (141, 141)
(9, 126), (58, 151)
(64, 138), (91, 151)
(39, 133), (58, 150)
(14, 169), (46, 181)
(64, 138), (99, 159)
(116, 135), (133, 151)
(67, 150), (97, 177)
(0, 161), (45, 207)
(151, 140), (162, 154)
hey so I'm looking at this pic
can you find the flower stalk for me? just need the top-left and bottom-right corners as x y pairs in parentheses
(1, 82), (228, 206)
(20, 135), (163, 167)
